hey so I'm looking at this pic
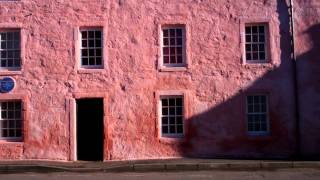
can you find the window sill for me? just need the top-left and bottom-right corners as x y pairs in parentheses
(0, 139), (23, 144)
(77, 69), (105, 74)
(159, 136), (185, 144)
(247, 132), (271, 139)
(0, 70), (22, 76)
(159, 66), (188, 72)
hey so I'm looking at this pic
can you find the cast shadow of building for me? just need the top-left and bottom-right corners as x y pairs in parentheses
(173, 0), (320, 160)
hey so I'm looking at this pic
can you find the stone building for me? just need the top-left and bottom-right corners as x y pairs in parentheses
(0, 0), (319, 161)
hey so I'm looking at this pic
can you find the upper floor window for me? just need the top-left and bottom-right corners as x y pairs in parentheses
(246, 95), (269, 135)
(80, 28), (103, 69)
(0, 100), (22, 140)
(160, 96), (184, 138)
(245, 24), (268, 63)
(0, 30), (21, 70)
(161, 26), (186, 68)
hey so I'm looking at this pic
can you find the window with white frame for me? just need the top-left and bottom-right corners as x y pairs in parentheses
(245, 24), (267, 62)
(80, 29), (103, 68)
(246, 95), (269, 134)
(0, 100), (22, 140)
(160, 96), (184, 137)
(0, 30), (21, 70)
(161, 26), (185, 67)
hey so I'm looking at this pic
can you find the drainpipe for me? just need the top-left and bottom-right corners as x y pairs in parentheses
(288, 0), (301, 159)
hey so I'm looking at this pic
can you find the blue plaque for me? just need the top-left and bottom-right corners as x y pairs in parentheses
(0, 77), (15, 93)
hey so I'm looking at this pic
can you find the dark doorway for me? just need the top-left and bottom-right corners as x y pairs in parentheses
(76, 98), (104, 161)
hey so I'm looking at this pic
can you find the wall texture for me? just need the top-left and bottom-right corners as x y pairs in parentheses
(0, 0), (314, 161)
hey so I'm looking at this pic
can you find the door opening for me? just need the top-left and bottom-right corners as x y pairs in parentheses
(76, 98), (104, 161)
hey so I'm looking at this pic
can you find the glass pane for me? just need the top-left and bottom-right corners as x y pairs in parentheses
(81, 49), (88, 57)
(89, 49), (95, 56)
(95, 31), (101, 38)
(81, 31), (87, 39)
(162, 99), (168, 106)
(170, 38), (175, 45)
(163, 56), (169, 63)
(252, 35), (258, 42)
(163, 38), (169, 46)
(169, 117), (175, 124)
(177, 56), (183, 63)
(162, 108), (168, 115)
(252, 26), (258, 33)
(95, 40), (101, 47)
(176, 116), (183, 124)
(169, 125), (176, 133)
(177, 125), (183, 133)
(9, 120), (15, 128)
(169, 29), (175, 37)
(89, 40), (95, 47)
(259, 35), (265, 42)
(176, 29), (182, 37)
(169, 99), (175, 106)
(82, 58), (88, 65)
(176, 38), (182, 45)
(245, 26), (251, 34)
(176, 107), (182, 115)
(163, 29), (169, 37)
(1, 111), (7, 118)
(96, 57), (102, 65)
(259, 26), (265, 33)
(82, 40), (87, 47)
(88, 31), (95, 38)
(96, 49), (102, 57)
(245, 35), (251, 43)
(162, 117), (168, 124)
(89, 58), (95, 65)
(162, 126), (168, 134)
(8, 111), (14, 119)
(169, 107), (175, 115)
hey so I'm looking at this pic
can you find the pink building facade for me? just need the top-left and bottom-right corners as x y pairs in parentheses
(0, 0), (318, 161)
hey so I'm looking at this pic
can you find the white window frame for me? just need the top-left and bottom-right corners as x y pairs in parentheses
(0, 100), (23, 141)
(244, 23), (269, 63)
(246, 94), (270, 136)
(79, 28), (104, 69)
(0, 29), (21, 71)
(159, 95), (184, 138)
(160, 25), (187, 68)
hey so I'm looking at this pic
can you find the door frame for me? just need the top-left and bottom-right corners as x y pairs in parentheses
(69, 92), (109, 161)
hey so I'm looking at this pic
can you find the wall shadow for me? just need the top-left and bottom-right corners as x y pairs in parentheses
(172, 0), (320, 160)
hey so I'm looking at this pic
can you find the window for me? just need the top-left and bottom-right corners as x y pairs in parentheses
(245, 24), (267, 62)
(0, 30), (21, 70)
(160, 96), (184, 137)
(246, 95), (269, 134)
(80, 29), (103, 68)
(161, 26), (186, 67)
(0, 100), (22, 140)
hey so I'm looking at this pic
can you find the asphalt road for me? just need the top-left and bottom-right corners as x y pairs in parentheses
(0, 168), (320, 180)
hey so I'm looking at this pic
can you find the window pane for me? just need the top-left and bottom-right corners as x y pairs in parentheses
(162, 99), (168, 106)
(162, 117), (168, 124)
(162, 108), (168, 115)
(162, 126), (168, 134)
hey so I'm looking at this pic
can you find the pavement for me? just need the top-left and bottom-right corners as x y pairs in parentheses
(0, 158), (320, 173)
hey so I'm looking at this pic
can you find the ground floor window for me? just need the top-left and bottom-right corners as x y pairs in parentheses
(246, 95), (269, 135)
(0, 100), (22, 140)
(160, 96), (184, 137)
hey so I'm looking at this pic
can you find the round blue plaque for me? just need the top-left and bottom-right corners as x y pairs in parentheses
(0, 77), (15, 93)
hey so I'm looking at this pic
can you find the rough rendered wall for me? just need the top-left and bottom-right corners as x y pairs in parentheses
(0, 0), (296, 160)
(295, 0), (320, 157)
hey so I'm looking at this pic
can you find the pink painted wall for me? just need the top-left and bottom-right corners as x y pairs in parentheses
(294, 0), (320, 158)
(0, 0), (312, 161)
